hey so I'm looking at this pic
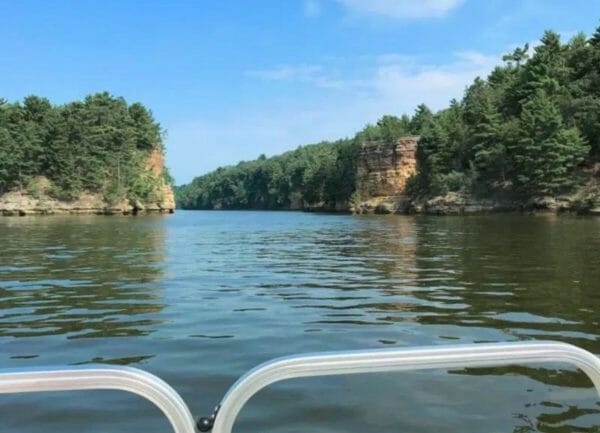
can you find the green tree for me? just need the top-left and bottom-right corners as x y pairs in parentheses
(463, 79), (507, 188)
(0, 93), (167, 202)
(517, 31), (569, 107)
(377, 115), (409, 147)
(567, 27), (600, 158)
(410, 104), (434, 135)
(511, 90), (588, 195)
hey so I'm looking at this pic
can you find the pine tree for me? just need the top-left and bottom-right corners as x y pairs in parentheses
(567, 26), (600, 158)
(436, 99), (467, 173)
(511, 90), (588, 195)
(464, 79), (507, 187)
(377, 115), (408, 147)
(517, 31), (570, 107)
(472, 102), (505, 186)
(410, 104), (434, 135)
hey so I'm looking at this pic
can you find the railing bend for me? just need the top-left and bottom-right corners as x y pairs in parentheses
(0, 341), (599, 433)
(0, 365), (197, 433)
(212, 341), (600, 433)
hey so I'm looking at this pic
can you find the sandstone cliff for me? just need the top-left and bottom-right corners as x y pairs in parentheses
(0, 147), (175, 216)
(353, 136), (418, 214)
(144, 147), (176, 213)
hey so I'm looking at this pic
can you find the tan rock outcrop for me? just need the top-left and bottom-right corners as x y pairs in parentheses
(0, 189), (134, 216)
(354, 136), (418, 213)
(144, 147), (176, 213)
(417, 192), (500, 215)
(159, 184), (176, 212)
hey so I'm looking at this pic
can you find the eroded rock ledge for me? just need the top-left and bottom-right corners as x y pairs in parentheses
(354, 190), (600, 216)
(0, 183), (175, 216)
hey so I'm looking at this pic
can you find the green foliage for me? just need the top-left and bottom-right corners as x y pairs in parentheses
(353, 114), (411, 146)
(409, 25), (598, 199)
(177, 139), (360, 210)
(511, 90), (588, 194)
(162, 166), (175, 185)
(377, 115), (410, 146)
(0, 92), (167, 203)
(410, 104), (435, 135)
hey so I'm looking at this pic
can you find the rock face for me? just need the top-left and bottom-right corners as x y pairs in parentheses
(0, 184), (136, 216)
(354, 136), (418, 214)
(0, 148), (175, 216)
(160, 185), (176, 212)
(144, 147), (176, 213)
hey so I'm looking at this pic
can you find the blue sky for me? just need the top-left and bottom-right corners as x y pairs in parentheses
(1, 0), (599, 184)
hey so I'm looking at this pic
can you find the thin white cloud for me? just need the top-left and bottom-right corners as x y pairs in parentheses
(169, 49), (501, 182)
(246, 64), (367, 89)
(372, 51), (498, 110)
(336, 0), (464, 19)
(247, 51), (498, 105)
(454, 51), (497, 67)
(376, 53), (417, 65)
(246, 65), (322, 81)
(304, 0), (321, 18)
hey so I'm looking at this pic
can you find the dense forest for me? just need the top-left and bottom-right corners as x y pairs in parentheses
(0, 92), (170, 204)
(177, 26), (600, 211)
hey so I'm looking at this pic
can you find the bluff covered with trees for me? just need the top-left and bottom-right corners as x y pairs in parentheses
(180, 27), (600, 213)
(0, 92), (175, 215)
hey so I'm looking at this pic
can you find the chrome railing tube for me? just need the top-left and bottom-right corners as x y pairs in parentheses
(212, 341), (600, 433)
(0, 365), (196, 433)
(1, 342), (598, 433)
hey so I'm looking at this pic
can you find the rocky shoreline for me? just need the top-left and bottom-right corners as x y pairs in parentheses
(0, 188), (175, 216)
(350, 191), (600, 216)
(0, 174), (175, 217)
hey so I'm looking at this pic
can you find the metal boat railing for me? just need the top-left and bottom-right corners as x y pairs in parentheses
(0, 341), (599, 433)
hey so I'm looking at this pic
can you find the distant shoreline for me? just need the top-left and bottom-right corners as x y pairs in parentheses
(1, 209), (174, 217)
(173, 204), (599, 216)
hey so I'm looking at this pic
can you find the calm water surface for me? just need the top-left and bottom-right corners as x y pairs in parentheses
(0, 211), (599, 433)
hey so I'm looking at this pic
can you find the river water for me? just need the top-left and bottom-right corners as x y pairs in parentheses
(0, 211), (599, 433)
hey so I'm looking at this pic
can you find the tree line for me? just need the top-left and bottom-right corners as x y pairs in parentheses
(178, 26), (600, 211)
(411, 28), (598, 201)
(0, 92), (169, 203)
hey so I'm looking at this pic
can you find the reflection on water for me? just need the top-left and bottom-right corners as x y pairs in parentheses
(0, 216), (166, 340)
(0, 212), (598, 433)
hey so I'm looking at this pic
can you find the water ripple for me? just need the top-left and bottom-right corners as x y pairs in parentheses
(0, 212), (598, 433)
